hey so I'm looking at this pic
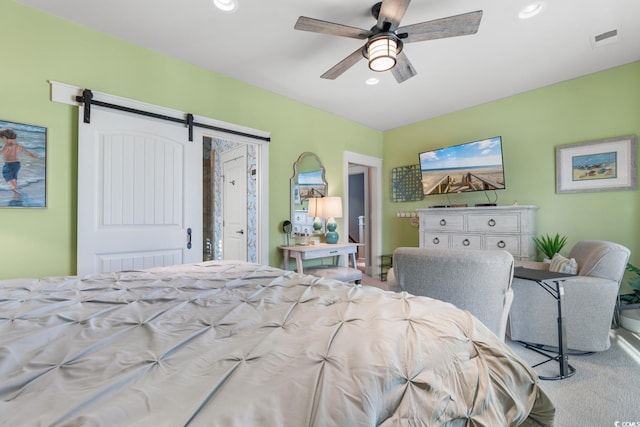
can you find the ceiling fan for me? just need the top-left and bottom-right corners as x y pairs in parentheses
(294, 0), (483, 83)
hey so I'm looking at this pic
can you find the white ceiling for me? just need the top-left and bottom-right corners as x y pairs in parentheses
(16, 0), (640, 131)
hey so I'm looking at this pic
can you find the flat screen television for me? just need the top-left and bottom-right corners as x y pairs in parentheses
(419, 136), (506, 196)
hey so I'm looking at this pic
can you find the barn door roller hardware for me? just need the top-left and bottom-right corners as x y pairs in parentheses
(75, 89), (270, 143)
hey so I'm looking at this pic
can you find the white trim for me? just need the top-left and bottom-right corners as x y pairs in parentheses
(49, 80), (270, 265)
(343, 151), (383, 279)
(255, 143), (269, 265)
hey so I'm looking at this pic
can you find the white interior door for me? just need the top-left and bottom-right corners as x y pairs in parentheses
(221, 146), (247, 260)
(77, 106), (202, 275)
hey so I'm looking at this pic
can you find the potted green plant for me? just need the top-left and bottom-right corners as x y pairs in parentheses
(532, 233), (568, 261)
(626, 263), (640, 295)
(620, 263), (640, 333)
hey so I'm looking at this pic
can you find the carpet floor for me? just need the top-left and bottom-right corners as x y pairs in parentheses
(507, 327), (640, 426)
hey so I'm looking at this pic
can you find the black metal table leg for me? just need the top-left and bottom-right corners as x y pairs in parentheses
(513, 268), (576, 380)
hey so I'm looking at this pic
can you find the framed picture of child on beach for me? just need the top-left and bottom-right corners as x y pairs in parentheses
(0, 119), (47, 208)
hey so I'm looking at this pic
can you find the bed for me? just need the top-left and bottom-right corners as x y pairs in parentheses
(0, 261), (554, 426)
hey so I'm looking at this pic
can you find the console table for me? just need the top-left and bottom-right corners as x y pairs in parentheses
(280, 243), (358, 274)
(514, 267), (576, 380)
(416, 205), (538, 260)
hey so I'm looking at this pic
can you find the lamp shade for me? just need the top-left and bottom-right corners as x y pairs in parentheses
(322, 197), (342, 219)
(368, 36), (397, 72)
(307, 197), (324, 218)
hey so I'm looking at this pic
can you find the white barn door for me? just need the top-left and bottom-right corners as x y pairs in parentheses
(77, 106), (202, 276)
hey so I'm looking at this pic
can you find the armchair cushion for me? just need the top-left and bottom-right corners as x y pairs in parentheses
(570, 240), (629, 281)
(549, 253), (578, 274)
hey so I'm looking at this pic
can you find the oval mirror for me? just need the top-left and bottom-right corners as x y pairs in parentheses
(290, 152), (327, 237)
(282, 220), (293, 245)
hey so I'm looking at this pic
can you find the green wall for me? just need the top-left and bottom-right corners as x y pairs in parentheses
(383, 61), (640, 276)
(2, 2), (638, 282)
(0, 2), (382, 279)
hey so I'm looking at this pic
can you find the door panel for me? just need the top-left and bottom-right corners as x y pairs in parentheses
(77, 106), (202, 276)
(98, 250), (183, 272)
(221, 146), (247, 261)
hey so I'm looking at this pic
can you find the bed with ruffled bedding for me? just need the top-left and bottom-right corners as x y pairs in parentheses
(0, 261), (554, 426)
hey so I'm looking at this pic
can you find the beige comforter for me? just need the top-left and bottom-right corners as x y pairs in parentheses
(0, 261), (554, 426)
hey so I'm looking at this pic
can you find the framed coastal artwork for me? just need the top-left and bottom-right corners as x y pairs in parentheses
(556, 135), (637, 194)
(0, 119), (47, 207)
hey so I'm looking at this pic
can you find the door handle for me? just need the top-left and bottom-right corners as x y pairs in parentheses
(187, 228), (192, 249)
(236, 229), (244, 235)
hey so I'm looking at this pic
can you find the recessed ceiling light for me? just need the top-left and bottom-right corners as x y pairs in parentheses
(366, 78), (380, 86)
(213, 0), (238, 12)
(518, 2), (546, 19)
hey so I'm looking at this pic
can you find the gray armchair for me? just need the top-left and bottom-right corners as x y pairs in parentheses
(509, 240), (630, 352)
(387, 247), (515, 341)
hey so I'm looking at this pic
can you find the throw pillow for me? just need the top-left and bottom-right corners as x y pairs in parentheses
(548, 253), (578, 274)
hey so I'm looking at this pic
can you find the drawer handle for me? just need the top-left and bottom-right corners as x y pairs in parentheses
(497, 240), (506, 248)
(439, 219), (447, 226)
(433, 237), (440, 245)
(329, 250), (338, 254)
(488, 218), (496, 227)
(462, 238), (470, 247)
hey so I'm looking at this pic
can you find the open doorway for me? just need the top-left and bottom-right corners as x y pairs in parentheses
(348, 166), (368, 271)
(203, 137), (258, 263)
(343, 152), (382, 280)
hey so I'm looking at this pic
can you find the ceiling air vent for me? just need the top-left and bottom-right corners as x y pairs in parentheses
(591, 29), (618, 49)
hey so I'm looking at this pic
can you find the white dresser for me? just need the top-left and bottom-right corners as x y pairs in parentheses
(417, 205), (538, 261)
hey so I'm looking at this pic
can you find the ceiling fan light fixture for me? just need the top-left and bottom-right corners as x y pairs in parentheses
(367, 36), (397, 72)
(518, 2), (546, 19)
(213, 0), (238, 12)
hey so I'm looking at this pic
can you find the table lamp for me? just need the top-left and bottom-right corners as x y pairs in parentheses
(307, 197), (324, 233)
(322, 196), (342, 244)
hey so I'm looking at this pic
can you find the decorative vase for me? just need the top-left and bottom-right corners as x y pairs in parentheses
(325, 222), (339, 244)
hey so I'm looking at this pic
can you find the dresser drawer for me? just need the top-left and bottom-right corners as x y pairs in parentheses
(485, 235), (521, 255)
(467, 214), (520, 233)
(450, 234), (482, 250)
(421, 233), (450, 248)
(417, 206), (538, 260)
(422, 214), (464, 231)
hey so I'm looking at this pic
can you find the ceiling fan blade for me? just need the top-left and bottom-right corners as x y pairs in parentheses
(391, 51), (416, 83)
(321, 47), (365, 80)
(295, 16), (371, 40)
(377, 0), (411, 31)
(397, 10), (483, 43)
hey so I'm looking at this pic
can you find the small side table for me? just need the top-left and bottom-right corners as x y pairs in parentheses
(380, 254), (393, 281)
(279, 243), (358, 274)
(513, 267), (576, 380)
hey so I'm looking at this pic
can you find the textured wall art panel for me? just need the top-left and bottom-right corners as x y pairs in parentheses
(391, 164), (424, 202)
